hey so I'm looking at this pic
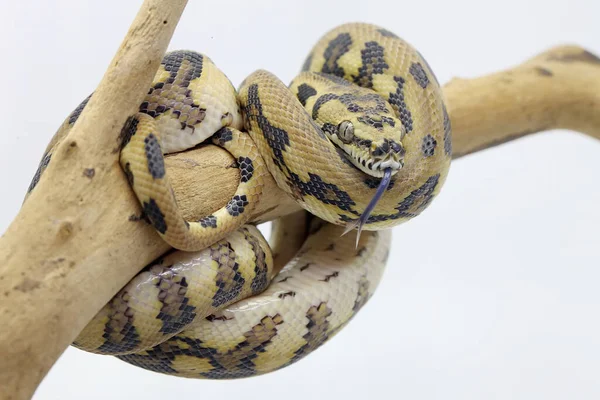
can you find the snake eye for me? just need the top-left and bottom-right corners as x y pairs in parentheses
(337, 120), (354, 144)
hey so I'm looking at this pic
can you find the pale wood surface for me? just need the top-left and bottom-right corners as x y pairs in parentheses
(447, 45), (600, 158)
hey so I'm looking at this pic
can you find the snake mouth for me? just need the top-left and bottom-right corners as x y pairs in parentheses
(348, 148), (403, 178)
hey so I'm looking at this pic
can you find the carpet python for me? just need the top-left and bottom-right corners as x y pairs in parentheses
(26, 23), (451, 378)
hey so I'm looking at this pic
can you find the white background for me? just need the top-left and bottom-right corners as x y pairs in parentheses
(1, 0), (599, 399)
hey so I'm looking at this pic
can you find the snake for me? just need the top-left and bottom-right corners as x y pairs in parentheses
(26, 23), (451, 379)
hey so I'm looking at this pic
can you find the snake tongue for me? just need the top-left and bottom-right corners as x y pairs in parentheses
(341, 168), (393, 247)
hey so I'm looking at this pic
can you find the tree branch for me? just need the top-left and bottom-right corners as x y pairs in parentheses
(0, 1), (188, 399)
(447, 45), (600, 158)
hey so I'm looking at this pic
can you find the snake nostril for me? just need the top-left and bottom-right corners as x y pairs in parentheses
(371, 147), (385, 158)
(390, 141), (405, 157)
(389, 141), (401, 153)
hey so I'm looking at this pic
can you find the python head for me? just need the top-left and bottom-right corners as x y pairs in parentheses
(332, 120), (405, 177)
(291, 72), (406, 178)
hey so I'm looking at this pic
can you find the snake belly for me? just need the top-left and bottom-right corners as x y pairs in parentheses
(28, 23), (450, 378)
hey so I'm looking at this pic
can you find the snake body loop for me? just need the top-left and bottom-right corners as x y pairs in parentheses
(28, 23), (450, 378)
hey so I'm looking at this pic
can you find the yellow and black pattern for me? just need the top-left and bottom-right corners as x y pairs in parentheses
(118, 50), (269, 252)
(73, 225), (274, 355)
(116, 221), (391, 378)
(238, 23), (451, 231)
(121, 117), (266, 251)
(27, 23), (449, 378)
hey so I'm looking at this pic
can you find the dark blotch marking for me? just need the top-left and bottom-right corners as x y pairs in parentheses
(118, 314), (283, 379)
(355, 137), (374, 149)
(372, 138), (403, 157)
(226, 195), (249, 217)
(243, 98), (356, 211)
(205, 314), (233, 322)
(311, 93), (339, 119)
(443, 104), (452, 155)
(68, 94), (92, 125)
(156, 274), (197, 335)
(422, 134), (437, 157)
(214, 127), (233, 146)
(352, 277), (370, 313)
(321, 33), (353, 77)
(296, 83), (317, 106)
(143, 198), (167, 234)
(312, 91), (389, 121)
(409, 62), (429, 89)
(353, 41), (389, 89)
(357, 115), (395, 130)
(321, 271), (339, 282)
(144, 133), (165, 179)
(27, 152), (51, 193)
(278, 291), (296, 299)
(119, 116), (139, 150)
(242, 227), (269, 294)
(96, 294), (141, 354)
(237, 157), (254, 183)
(211, 243), (245, 307)
(285, 303), (332, 366)
(288, 172), (357, 214)
(243, 84), (291, 171)
(141, 51), (206, 127)
(388, 76), (413, 133)
(199, 215), (217, 228)
(393, 174), (440, 219)
(417, 50), (440, 86)
(123, 162), (134, 186)
(161, 51), (203, 85)
(321, 122), (337, 137)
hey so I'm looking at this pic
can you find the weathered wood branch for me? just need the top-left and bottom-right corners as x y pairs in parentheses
(0, 1), (188, 399)
(0, 8), (599, 400)
(447, 45), (600, 158)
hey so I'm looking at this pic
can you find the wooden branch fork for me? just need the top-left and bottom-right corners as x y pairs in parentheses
(0, 1), (599, 398)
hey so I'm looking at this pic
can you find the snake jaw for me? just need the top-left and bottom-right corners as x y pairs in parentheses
(341, 167), (393, 247)
(345, 144), (404, 178)
(370, 156), (403, 174)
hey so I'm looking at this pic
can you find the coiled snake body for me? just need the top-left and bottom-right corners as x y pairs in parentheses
(28, 23), (451, 378)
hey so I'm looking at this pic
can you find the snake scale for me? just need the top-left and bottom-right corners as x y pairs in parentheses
(26, 23), (451, 378)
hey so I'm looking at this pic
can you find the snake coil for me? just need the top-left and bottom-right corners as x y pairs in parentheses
(26, 23), (450, 379)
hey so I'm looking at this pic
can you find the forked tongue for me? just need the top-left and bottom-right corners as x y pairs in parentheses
(342, 168), (393, 247)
